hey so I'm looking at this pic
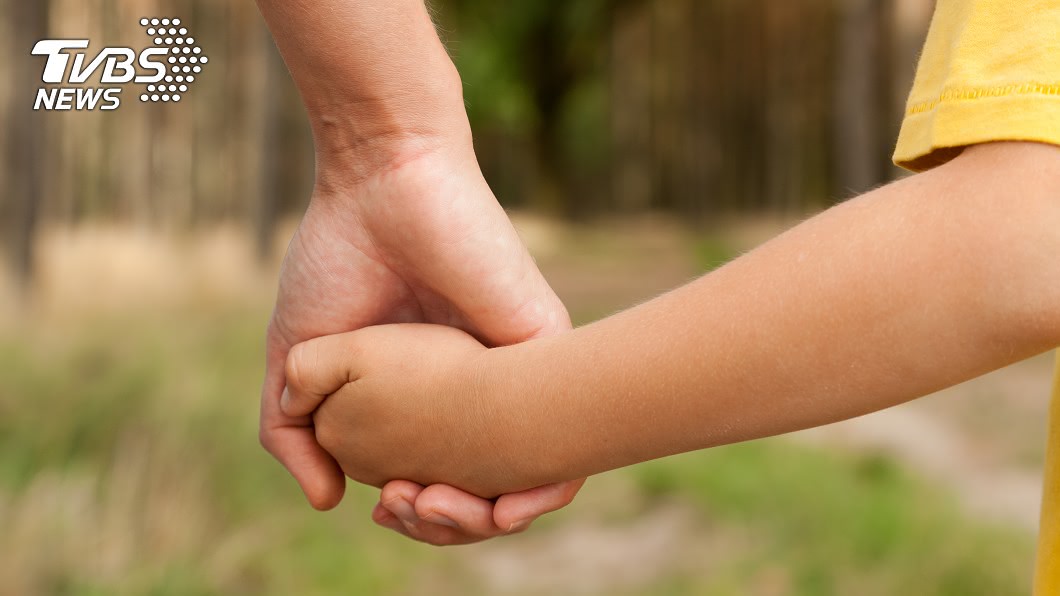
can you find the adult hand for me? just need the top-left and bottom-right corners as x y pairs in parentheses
(260, 137), (584, 544)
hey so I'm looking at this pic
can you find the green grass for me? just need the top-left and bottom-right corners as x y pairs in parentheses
(692, 236), (739, 272)
(631, 444), (1033, 595)
(0, 308), (1037, 595)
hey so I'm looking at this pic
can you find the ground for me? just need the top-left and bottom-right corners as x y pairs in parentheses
(0, 213), (1050, 594)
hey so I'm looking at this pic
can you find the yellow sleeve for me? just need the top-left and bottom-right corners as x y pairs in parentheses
(893, 0), (1060, 172)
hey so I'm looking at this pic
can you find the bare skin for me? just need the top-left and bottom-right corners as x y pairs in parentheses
(255, 0), (584, 544)
(286, 142), (1060, 498)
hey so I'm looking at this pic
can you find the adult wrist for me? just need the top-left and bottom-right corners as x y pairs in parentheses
(306, 128), (475, 219)
(257, 0), (471, 183)
(306, 67), (471, 185)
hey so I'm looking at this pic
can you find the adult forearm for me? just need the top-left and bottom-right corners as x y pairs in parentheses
(486, 143), (1060, 486)
(255, 0), (469, 178)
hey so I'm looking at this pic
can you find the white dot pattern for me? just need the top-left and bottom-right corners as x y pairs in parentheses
(139, 16), (208, 103)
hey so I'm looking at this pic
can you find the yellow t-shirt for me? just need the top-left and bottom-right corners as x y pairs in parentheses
(893, 1), (1060, 592)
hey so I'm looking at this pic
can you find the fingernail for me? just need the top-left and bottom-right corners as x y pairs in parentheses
(384, 497), (419, 525)
(507, 519), (531, 533)
(423, 512), (460, 529)
(280, 388), (292, 413)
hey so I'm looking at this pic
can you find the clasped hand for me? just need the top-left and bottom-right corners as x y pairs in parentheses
(284, 324), (534, 500)
(260, 144), (583, 545)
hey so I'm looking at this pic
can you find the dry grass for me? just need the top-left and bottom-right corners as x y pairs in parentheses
(22, 224), (281, 317)
(0, 436), (215, 594)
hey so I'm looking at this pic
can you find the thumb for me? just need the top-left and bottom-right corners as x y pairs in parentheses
(281, 331), (367, 417)
(428, 196), (572, 346)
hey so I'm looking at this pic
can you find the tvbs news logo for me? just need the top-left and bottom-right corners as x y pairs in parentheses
(32, 17), (208, 111)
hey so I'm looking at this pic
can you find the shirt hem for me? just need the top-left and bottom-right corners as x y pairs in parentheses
(893, 89), (1060, 172)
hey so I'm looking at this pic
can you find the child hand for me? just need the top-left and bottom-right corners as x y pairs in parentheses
(281, 324), (527, 499)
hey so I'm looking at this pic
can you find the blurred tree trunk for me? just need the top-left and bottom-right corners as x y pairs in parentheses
(834, 0), (883, 197)
(685, 0), (723, 218)
(610, 1), (655, 212)
(256, 32), (285, 263)
(648, 0), (678, 213)
(764, 0), (799, 212)
(524, 7), (574, 215)
(2, 0), (49, 287)
(718, 0), (768, 211)
(890, 0), (935, 176)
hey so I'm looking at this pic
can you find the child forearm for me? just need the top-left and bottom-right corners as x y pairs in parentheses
(484, 142), (1060, 487)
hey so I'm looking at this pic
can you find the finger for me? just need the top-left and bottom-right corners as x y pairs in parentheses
(261, 336), (346, 510)
(380, 479), (426, 508)
(413, 181), (573, 347)
(378, 481), (484, 546)
(414, 484), (506, 539)
(261, 424), (347, 510)
(372, 502), (411, 537)
(493, 478), (586, 532)
(282, 332), (365, 417)
(379, 482), (428, 534)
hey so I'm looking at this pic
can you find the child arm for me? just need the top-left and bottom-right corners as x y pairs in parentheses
(290, 141), (1060, 498)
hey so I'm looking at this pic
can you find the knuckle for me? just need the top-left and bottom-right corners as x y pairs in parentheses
(313, 420), (339, 453)
(507, 523), (530, 536)
(284, 342), (308, 390)
(258, 428), (276, 456)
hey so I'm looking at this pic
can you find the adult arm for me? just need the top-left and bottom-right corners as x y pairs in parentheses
(255, 0), (583, 544)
